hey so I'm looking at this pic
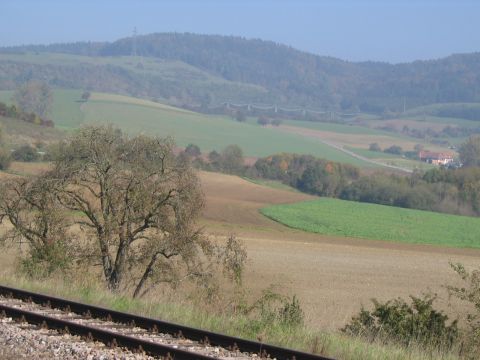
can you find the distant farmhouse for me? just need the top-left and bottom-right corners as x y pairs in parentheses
(418, 150), (454, 165)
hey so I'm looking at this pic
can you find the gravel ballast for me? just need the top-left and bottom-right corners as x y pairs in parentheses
(0, 316), (154, 360)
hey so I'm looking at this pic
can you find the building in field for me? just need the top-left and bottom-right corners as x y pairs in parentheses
(418, 150), (454, 165)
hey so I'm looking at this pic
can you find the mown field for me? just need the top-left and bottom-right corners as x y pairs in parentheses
(0, 89), (372, 166)
(1, 88), (465, 168)
(261, 198), (480, 248)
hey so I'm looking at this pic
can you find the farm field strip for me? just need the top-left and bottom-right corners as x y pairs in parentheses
(260, 198), (480, 249)
(0, 89), (373, 165)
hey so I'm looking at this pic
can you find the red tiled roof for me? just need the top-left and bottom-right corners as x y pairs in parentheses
(418, 150), (454, 160)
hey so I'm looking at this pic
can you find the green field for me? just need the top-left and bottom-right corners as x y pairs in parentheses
(0, 90), (374, 165)
(283, 119), (393, 136)
(261, 198), (480, 248)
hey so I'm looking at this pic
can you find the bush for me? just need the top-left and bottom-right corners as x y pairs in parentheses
(342, 294), (458, 350)
(11, 145), (40, 162)
(369, 143), (381, 152)
(384, 145), (403, 155)
(0, 148), (11, 170)
(278, 295), (304, 327)
(257, 116), (270, 126)
(447, 263), (480, 356)
(185, 143), (201, 157)
(20, 241), (71, 278)
(235, 110), (246, 122)
(233, 288), (305, 336)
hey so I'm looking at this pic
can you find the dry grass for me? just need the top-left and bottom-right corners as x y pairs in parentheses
(0, 266), (463, 360)
(199, 171), (480, 331)
(0, 168), (477, 357)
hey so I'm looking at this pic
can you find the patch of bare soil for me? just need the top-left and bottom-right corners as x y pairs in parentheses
(200, 171), (480, 330)
(199, 171), (312, 228)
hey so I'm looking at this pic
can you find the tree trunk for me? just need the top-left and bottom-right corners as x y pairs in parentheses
(133, 253), (159, 298)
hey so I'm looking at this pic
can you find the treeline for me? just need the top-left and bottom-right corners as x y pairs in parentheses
(3, 33), (480, 112)
(414, 103), (480, 122)
(0, 101), (54, 127)
(252, 153), (480, 215)
(379, 123), (480, 141)
(181, 141), (480, 216)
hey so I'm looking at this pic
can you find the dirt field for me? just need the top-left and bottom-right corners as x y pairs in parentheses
(1, 166), (478, 331)
(199, 171), (480, 330)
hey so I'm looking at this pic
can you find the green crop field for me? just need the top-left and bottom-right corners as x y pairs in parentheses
(282, 119), (393, 136)
(0, 89), (371, 165)
(261, 198), (480, 248)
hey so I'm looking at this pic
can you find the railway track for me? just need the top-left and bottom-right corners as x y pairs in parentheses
(0, 285), (334, 360)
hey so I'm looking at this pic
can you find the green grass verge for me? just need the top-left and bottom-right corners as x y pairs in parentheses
(261, 198), (480, 248)
(0, 273), (460, 360)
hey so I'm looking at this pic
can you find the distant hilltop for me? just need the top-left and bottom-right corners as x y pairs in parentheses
(1, 32), (480, 114)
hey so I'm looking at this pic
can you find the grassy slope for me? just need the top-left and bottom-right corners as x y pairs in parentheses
(82, 98), (360, 161)
(0, 52), (268, 99)
(261, 198), (480, 249)
(0, 89), (372, 165)
(283, 119), (394, 136)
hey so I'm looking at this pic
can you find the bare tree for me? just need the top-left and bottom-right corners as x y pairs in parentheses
(13, 80), (53, 118)
(50, 126), (212, 297)
(0, 126), (246, 297)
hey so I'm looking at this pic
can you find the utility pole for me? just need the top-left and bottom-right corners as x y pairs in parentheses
(132, 27), (137, 58)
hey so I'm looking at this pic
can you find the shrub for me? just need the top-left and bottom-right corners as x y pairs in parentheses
(447, 263), (480, 356)
(0, 148), (11, 170)
(11, 145), (40, 162)
(384, 145), (403, 155)
(20, 241), (71, 278)
(369, 143), (381, 152)
(185, 143), (201, 157)
(279, 295), (304, 327)
(342, 294), (458, 350)
(257, 116), (270, 126)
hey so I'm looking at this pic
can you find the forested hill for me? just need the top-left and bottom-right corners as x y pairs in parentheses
(2, 33), (480, 113)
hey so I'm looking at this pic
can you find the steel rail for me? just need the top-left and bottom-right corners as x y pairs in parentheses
(0, 303), (216, 360)
(0, 285), (335, 360)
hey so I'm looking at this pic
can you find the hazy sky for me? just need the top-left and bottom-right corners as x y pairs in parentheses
(0, 0), (478, 63)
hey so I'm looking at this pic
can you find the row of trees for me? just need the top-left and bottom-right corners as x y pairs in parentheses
(181, 143), (246, 175)
(249, 137), (480, 215)
(177, 136), (480, 216)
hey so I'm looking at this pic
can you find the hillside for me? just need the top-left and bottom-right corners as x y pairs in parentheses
(0, 89), (380, 166)
(2, 33), (480, 114)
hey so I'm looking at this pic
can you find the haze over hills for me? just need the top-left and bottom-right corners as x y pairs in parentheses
(1, 32), (480, 116)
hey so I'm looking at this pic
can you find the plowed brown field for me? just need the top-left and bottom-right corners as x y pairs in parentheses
(1, 165), (478, 330)
(199, 171), (480, 329)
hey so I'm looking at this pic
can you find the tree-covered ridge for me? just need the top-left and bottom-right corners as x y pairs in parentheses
(1, 33), (480, 113)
